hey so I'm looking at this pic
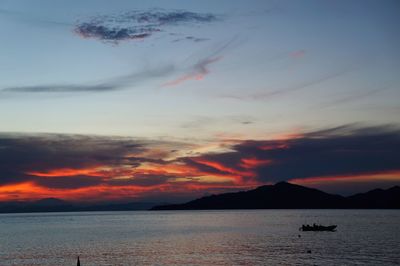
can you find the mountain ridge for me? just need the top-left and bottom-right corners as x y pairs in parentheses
(151, 182), (400, 210)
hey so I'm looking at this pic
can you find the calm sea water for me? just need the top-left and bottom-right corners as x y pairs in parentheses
(0, 210), (399, 265)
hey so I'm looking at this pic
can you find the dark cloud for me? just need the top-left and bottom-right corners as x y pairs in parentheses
(192, 125), (400, 182)
(75, 23), (156, 42)
(74, 10), (218, 43)
(0, 133), (145, 186)
(0, 133), (195, 191)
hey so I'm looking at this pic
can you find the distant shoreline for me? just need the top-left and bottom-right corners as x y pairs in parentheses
(1, 208), (400, 215)
(1, 182), (398, 214)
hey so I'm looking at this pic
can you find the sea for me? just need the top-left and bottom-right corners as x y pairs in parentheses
(0, 210), (399, 265)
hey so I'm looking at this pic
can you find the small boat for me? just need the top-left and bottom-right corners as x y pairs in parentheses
(300, 224), (337, 232)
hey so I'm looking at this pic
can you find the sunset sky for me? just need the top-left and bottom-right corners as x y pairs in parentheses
(0, 0), (399, 202)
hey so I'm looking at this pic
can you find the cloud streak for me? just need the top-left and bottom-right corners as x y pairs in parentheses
(163, 56), (222, 87)
(316, 85), (394, 109)
(218, 51), (369, 101)
(220, 67), (354, 101)
(1, 65), (174, 93)
(162, 38), (237, 87)
(1, 38), (236, 94)
(74, 9), (218, 44)
(1, 36), (235, 95)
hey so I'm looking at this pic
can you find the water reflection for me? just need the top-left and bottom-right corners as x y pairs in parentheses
(0, 210), (399, 265)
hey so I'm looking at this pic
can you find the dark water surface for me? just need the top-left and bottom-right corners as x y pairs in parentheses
(0, 210), (399, 265)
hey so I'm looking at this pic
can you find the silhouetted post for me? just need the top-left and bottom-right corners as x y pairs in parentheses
(77, 256), (81, 266)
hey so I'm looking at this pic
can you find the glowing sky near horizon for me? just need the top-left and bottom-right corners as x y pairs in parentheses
(0, 0), (399, 201)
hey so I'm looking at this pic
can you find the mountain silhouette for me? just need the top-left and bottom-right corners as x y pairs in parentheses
(347, 186), (400, 208)
(151, 182), (400, 210)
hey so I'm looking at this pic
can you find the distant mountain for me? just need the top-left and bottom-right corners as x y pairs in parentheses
(1, 183), (398, 213)
(0, 199), (158, 214)
(151, 182), (400, 210)
(347, 186), (400, 208)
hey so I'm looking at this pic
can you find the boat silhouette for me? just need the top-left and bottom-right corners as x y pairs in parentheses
(300, 224), (337, 232)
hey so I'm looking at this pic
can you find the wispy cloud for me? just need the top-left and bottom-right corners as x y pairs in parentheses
(162, 38), (237, 87)
(219, 66), (356, 101)
(1, 65), (174, 93)
(0, 38), (236, 94)
(180, 115), (255, 129)
(316, 85), (394, 109)
(162, 56), (222, 87)
(74, 9), (218, 44)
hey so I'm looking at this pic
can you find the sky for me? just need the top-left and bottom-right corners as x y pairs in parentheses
(0, 0), (399, 202)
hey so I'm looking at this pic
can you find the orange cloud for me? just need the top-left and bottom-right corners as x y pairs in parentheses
(0, 182), (47, 201)
(136, 161), (245, 184)
(259, 143), (289, 150)
(192, 158), (255, 184)
(0, 179), (254, 203)
(27, 167), (105, 177)
(0, 157), (255, 202)
(240, 157), (272, 169)
(289, 171), (400, 186)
